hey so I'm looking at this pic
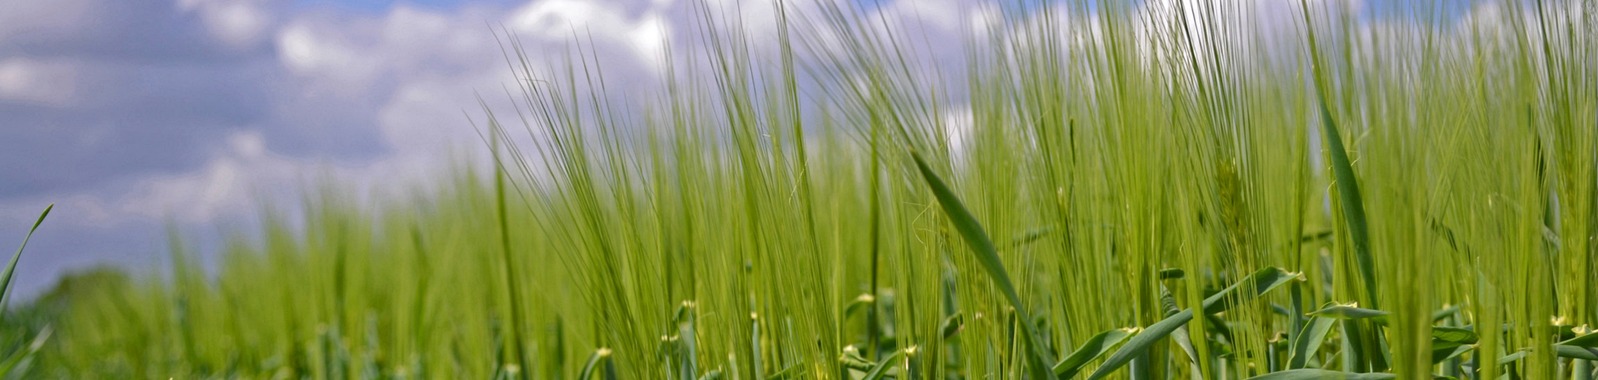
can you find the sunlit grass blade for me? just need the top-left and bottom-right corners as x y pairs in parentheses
(860, 349), (903, 380)
(1308, 305), (1390, 324)
(1430, 326), (1476, 345)
(908, 150), (1055, 377)
(1088, 268), (1295, 379)
(577, 348), (612, 379)
(1054, 328), (1133, 378)
(0, 326), (50, 375)
(1, 204), (51, 308)
(1086, 310), (1192, 380)
(1202, 268), (1302, 314)
(1298, 0), (1378, 309)
(1288, 316), (1337, 369)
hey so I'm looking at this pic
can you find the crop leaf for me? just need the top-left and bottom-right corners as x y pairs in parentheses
(909, 150), (1056, 378)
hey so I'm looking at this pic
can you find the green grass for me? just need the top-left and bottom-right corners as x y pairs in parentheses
(10, 0), (1598, 378)
(0, 204), (52, 377)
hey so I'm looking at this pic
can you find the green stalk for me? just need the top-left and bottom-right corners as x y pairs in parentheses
(908, 150), (1055, 378)
(1298, 0), (1379, 311)
(493, 128), (529, 377)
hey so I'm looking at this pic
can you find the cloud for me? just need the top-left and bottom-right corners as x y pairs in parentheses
(178, 0), (277, 49)
(0, 0), (1342, 299)
(0, 58), (79, 106)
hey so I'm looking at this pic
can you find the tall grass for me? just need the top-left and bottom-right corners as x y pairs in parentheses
(14, 0), (1598, 379)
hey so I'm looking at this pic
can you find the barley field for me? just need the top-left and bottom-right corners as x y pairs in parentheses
(2, 0), (1596, 379)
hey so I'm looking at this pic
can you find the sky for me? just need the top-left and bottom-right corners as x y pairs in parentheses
(0, 0), (982, 299)
(0, 0), (1496, 299)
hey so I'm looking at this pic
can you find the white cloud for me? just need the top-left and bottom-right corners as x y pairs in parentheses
(0, 58), (78, 106)
(115, 130), (294, 224)
(509, 0), (632, 40)
(98, 1), (539, 225)
(376, 75), (505, 156)
(0, 0), (1246, 257)
(629, 14), (670, 73)
(276, 22), (377, 86)
(178, 0), (275, 49)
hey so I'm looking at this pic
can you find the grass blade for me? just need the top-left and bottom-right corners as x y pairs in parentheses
(1561, 332), (1598, 348)
(1309, 305), (1390, 324)
(577, 348), (611, 379)
(1288, 316), (1338, 369)
(1, 204), (51, 308)
(1298, 0), (1379, 309)
(765, 363), (804, 380)
(0, 325), (50, 376)
(1088, 267), (1295, 379)
(1558, 345), (1598, 361)
(1054, 328), (1134, 378)
(939, 312), (965, 339)
(1086, 310), (1193, 380)
(860, 349), (904, 380)
(1202, 268), (1302, 314)
(908, 150), (1056, 377)
(1430, 327), (1476, 345)
(1430, 344), (1472, 365)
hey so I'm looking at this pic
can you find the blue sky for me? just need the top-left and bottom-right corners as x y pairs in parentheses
(0, 0), (534, 297)
(0, 0), (1495, 299)
(0, 0), (969, 299)
(301, 0), (520, 12)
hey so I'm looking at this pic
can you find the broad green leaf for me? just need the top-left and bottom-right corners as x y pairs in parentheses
(1299, 0), (1379, 309)
(909, 150), (1055, 378)
(1087, 267), (1295, 379)
(1498, 350), (1528, 364)
(1053, 328), (1133, 378)
(1158, 268), (1185, 280)
(861, 349), (904, 380)
(1202, 267), (1302, 314)
(1430, 344), (1472, 365)
(1086, 309), (1194, 380)
(1289, 316), (1338, 369)
(1309, 305), (1390, 323)
(1557, 345), (1598, 361)
(1559, 331), (1598, 348)
(1431, 326), (1477, 345)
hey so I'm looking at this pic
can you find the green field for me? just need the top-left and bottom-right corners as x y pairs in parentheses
(3, 0), (1597, 378)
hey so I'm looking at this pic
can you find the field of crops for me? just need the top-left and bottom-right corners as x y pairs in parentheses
(2, 0), (1595, 379)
